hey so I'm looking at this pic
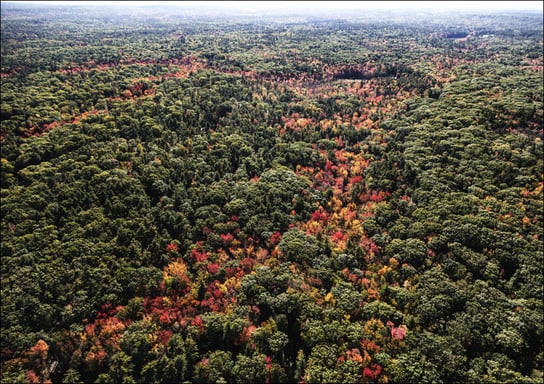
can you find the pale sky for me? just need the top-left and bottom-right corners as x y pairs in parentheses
(179, 1), (544, 11)
(5, 1), (544, 12)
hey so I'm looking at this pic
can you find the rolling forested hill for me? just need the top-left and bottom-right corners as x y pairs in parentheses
(1, 2), (542, 383)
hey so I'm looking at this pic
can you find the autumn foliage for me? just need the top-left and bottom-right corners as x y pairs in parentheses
(1, 3), (542, 384)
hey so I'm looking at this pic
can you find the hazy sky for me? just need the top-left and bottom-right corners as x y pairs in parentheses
(8, 1), (544, 12)
(182, 1), (544, 11)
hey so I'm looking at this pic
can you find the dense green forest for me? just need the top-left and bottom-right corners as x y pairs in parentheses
(1, 2), (542, 383)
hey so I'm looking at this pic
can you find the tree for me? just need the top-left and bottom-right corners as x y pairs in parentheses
(232, 353), (268, 384)
(278, 229), (320, 265)
(304, 344), (341, 384)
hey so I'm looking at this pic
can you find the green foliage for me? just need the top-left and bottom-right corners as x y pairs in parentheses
(278, 228), (320, 265)
(1, 3), (542, 383)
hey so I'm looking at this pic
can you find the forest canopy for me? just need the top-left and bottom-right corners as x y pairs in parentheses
(1, 2), (543, 383)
